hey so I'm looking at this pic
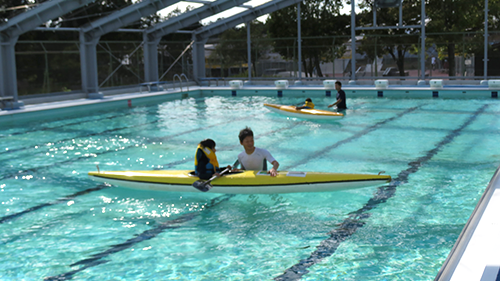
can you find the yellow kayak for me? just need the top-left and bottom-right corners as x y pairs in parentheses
(88, 170), (391, 194)
(264, 103), (344, 120)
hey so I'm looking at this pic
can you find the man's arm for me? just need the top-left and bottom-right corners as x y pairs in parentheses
(328, 99), (342, 108)
(269, 160), (279, 177)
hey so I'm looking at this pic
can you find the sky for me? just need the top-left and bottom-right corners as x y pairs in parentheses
(157, 0), (354, 26)
(157, 0), (272, 25)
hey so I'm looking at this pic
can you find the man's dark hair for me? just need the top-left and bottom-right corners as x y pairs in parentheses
(239, 127), (253, 143)
(200, 138), (216, 149)
(305, 98), (312, 102)
(335, 81), (342, 87)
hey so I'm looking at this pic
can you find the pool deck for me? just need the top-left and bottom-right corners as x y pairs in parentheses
(2, 85), (500, 280)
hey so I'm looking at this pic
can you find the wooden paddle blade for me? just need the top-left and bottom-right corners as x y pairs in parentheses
(192, 180), (212, 192)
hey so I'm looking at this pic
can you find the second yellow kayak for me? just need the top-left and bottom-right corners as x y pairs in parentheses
(264, 103), (343, 120)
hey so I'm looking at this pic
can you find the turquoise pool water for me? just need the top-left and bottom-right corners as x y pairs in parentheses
(1, 93), (500, 280)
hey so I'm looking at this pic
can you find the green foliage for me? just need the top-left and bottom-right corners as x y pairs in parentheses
(209, 20), (271, 77)
(425, 0), (500, 76)
(356, 0), (422, 76)
(356, 0), (500, 77)
(266, 0), (350, 77)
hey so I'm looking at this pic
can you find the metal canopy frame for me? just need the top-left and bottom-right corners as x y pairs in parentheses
(191, 0), (303, 81)
(0, 0), (96, 108)
(1, 0), (276, 105)
(350, 0), (490, 81)
(79, 0), (183, 97)
(0, 0), (493, 109)
(350, 0), (425, 81)
(143, 0), (253, 82)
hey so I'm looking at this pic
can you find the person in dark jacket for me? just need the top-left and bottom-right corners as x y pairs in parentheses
(328, 81), (347, 111)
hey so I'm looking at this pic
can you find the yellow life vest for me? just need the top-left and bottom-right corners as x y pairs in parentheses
(194, 144), (219, 171)
(305, 101), (315, 109)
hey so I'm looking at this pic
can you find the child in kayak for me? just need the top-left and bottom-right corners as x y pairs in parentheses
(295, 98), (315, 110)
(194, 139), (222, 180)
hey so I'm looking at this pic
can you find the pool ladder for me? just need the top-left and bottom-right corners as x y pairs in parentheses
(173, 73), (189, 92)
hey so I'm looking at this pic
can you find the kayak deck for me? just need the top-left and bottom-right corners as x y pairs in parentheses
(88, 170), (391, 194)
(264, 103), (343, 120)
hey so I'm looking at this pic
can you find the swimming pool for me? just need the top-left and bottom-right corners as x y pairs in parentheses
(1, 92), (499, 280)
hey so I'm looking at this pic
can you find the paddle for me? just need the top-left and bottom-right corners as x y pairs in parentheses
(192, 167), (230, 192)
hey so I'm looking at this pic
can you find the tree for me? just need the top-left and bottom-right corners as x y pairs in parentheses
(208, 20), (270, 77)
(425, 0), (490, 77)
(356, 0), (422, 77)
(267, 0), (350, 77)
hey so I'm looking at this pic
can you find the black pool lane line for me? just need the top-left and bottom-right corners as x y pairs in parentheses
(43, 194), (235, 281)
(0, 106), (242, 156)
(0, 111), (135, 138)
(273, 104), (488, 281)
(1, 105), (422, 229)
(155, 121), (306, 170)
(0, 114), (163, 156)
(9, 105), (421, 276)
(0, 121), (303, 225)
(284, 105), (423, 170)
(0, 184), (109, 224)
(0, 101), (213, 139)
(39, 106), (424, 278)
(0, 113), (262, 181)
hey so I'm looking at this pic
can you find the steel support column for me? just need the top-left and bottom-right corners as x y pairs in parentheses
(351, 0), (356, 81)
(80, 32), (102, 98)
(191, 0), (303, 82)
(484, 0), (488, 78)
(420, 0), (426, 80)
(144, 34), (162, 82)
(247, 22), (252, 82)
(0, 36), (24, 109)
(297, 3), (302, 82)
(0, 0), (96, 109)
(142, 0), (251, 84)
(192, 35), (208, 82)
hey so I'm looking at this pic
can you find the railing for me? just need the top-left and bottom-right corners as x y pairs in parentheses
(173, 74), (183, 92)
(180, 73), (189, 92)
(173, 73), (189, 92)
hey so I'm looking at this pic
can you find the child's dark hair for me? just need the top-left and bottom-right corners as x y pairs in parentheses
(238, 127), (253, 143)
(305, 98), (312, 102)
(335, 81), (342, 86)
(200, 139), (216, 149)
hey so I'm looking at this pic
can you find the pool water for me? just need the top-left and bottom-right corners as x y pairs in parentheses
(1, 94), (500, 280)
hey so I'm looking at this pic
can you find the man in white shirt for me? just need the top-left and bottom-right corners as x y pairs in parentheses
(234, 127), (279, 177)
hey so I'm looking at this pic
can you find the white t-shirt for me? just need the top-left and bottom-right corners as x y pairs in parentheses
(237, 147), (276, 170)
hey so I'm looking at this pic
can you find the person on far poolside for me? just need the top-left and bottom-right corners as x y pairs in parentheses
(194, 139), (229, 180)
(328, 80), (347, 111)
(233, 127), (280, 177)
(295, 98), (315, 110)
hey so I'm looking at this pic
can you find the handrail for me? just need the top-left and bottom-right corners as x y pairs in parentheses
(173, 74), (183, 92)
(180, 73), (189, 91)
